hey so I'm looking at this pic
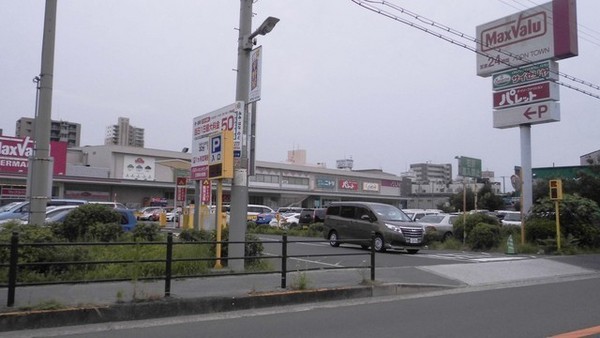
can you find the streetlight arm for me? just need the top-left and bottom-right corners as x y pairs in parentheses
(243, 16), (280, 50)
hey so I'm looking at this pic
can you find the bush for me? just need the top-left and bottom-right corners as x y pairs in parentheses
(528, 195), (600, 248)
(87, 222), (124, 242)
(468, 223), (501, 250)
(0, 224), (90, 278)
(209, 228), (264, 267)
(453, 213), (500, 242)
(178, 229), (212, 242)
(132, 222), (163, 242)
(524, 218), (556, 243)
(52, 204), (121, 241)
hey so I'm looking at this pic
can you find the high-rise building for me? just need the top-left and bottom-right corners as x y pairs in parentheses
(409, 162), (452, 184)
(105, 117), (144, 147)
(15, 117), (81, 147)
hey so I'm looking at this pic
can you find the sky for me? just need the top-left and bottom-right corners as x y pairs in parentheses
(2, 0), (599, 191)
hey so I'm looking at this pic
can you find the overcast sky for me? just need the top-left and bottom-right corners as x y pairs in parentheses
(2, 1), (599, 190)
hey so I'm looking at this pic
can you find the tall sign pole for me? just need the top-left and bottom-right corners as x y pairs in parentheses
(29, 0), (57, 226)
(476, 0), (578, 218)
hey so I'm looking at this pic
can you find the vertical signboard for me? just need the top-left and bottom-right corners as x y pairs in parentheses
(249, 46), (262, 103)
(191, 102), (244, 180)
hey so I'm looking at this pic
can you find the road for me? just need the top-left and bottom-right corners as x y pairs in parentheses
(15, 274), (600, 338)
(256, 234), (531, 270)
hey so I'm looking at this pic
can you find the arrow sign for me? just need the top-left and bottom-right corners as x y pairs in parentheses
(523, 104), (549, 120)
(493, 101), (560, 129)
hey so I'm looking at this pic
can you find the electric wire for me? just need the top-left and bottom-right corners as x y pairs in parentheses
(351, 0), (600, 100)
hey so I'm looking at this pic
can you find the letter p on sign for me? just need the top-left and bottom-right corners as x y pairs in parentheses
(211, 136), (221, 154)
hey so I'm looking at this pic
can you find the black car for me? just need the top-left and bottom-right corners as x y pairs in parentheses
(298, 208), (327, 224)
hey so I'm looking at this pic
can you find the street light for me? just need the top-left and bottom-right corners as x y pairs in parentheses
(229, 1), (279, 272)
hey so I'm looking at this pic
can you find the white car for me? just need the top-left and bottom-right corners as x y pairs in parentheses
(418, 213), (459, 242)
(501, 211), (522, 227)
(0, 205), (80, 227)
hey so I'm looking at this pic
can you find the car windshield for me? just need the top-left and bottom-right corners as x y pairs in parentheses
(504, 213), (521, 221)
(419, 215), (444, 223)
(371, 204), (412, 222)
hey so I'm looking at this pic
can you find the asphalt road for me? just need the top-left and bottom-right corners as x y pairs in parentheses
(15, 274), (599, 338)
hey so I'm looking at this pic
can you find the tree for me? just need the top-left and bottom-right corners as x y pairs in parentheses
(449, 186), (475, 212)
(477, 182), (505, 211)
(527, 194), (600, 248)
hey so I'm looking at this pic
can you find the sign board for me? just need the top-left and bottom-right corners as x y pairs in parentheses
(249, 46), (262, 103)
(191, 102), (244, 180)
(362, 182), (380, 192)
(0, 136), (67, 176)
(339, 179), (359, 191)
(208, 131), (234, 179)
(493, 101), (560, 129)
(492, 60), (558, 90)
(476, 0), (577, 77)
(176, 177), (187, 186)
(458, 156), (482, 178)
(201, 179), (211, 204)
(493, 81), (559, 109)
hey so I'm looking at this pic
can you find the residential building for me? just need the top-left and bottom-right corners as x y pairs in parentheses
(105, 117), (144, 147)
(15, 117), (81, 147)
(409, 162), (452, 184)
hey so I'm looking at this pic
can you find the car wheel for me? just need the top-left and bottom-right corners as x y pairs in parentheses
(374, 235), (386, 252)
(407, 249), (419, 254)
(328, 231), (340, 247)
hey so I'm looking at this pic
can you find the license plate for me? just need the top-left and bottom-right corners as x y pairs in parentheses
(409, 238), (421, 244)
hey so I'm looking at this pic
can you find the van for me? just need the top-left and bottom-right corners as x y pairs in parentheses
(323, 202), (424, 254)
(298, 208), (327, 225)
(0, 199), (88, 221)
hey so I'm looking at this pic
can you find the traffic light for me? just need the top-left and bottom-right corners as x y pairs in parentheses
(549, 179), (563, 200)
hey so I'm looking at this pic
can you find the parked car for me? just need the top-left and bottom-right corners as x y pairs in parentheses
(324, 202), (423, 254)
(137, 206), (163, 221)
(501, 211), (522, 227)
(0, 205), (137, 232)
(298, 208), (326, 224)
(148, 207), (179, 222)
(0, 205), (80, 227)
(401, 209), (441, 222)
(90, 201), (127, 209)
(418, 213), (459, 242)
(269, 212), (300, 227)
(256, 212), (277, 225)
(223, 204), (274, 222)
(0, 199), (88, 221)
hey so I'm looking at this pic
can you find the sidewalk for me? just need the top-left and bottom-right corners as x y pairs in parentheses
(1, 256), (598, 332)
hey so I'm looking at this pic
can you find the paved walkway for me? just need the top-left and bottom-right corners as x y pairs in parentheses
(1, 255), (597, 311)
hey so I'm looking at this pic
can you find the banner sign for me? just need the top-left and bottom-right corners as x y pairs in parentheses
(0, 136), (67, 175)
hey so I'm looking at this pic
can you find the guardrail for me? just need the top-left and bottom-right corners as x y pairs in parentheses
(1, 232), (376, 307)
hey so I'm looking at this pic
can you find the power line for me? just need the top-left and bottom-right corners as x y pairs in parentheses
(351, 0), (600, 100)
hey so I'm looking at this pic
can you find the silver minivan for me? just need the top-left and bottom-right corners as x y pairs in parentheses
(323, 202), (424, 254)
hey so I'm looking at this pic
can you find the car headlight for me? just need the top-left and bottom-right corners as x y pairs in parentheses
(385, 223), (402, 233)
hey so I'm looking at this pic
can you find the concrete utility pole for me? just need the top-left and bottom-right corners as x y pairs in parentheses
(229, 1), (279, 271)
(29, 0), (57, 226)
(228, 0), (253, 272)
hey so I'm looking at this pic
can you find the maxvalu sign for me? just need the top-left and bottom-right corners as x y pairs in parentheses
(476, 0), (577, 77)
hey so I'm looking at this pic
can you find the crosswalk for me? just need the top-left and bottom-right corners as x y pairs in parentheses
(418, 252), (533, 263)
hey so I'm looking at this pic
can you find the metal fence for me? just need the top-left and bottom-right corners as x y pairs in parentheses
(1, 232), (376, 307)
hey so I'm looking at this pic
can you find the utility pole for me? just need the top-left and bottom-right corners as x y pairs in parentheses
(29, 0), (57, 226)
(228, 0), (253, 272)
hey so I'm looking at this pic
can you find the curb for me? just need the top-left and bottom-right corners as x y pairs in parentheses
(0, 283), (449, 332)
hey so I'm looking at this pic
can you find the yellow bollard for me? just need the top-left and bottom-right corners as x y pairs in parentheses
(159, 210), (167, 227)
